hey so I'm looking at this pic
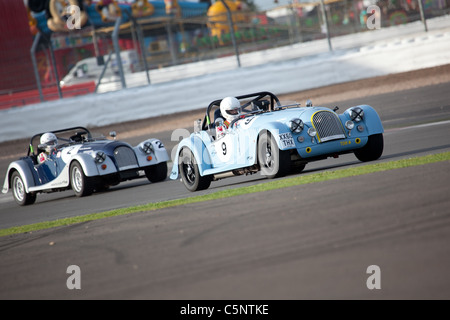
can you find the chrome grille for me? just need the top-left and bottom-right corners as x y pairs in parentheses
(114, 146), (138, 170)
(312, 111), (346, 142)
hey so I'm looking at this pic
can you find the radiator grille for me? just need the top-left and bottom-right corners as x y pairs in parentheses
(114, 146), (138, 170)
(312, 111), (346, 142)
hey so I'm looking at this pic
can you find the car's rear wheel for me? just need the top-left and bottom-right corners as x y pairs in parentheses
(258, 131), (290, 179)
(11, 171), (36, 206)
(145, 162), (168, 183)
(179, 148), (211, 192)
(70, 161), (94, 197)
(354, 134), (384, 162)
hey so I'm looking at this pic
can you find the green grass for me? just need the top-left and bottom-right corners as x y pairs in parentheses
(1, 152), (449, 237)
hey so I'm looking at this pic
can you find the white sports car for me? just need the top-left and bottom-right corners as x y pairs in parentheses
(171, 91), (384, 191)
(2, 126), (169, 205)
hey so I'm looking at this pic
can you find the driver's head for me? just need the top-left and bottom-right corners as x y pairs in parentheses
(40, 132), (58, 153)
(220, 97), (240, 122)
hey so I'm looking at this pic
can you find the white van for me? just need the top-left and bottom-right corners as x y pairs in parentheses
(60, 50), (141, 87)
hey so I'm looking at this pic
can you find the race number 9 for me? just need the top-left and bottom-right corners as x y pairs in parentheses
(222, 142), (227, 155)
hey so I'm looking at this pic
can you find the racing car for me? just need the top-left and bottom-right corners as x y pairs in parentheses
(2, 127), (169, 205)
(170, 91), (384, 191)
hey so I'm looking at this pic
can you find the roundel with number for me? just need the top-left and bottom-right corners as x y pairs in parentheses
(215, 134), (233, 163)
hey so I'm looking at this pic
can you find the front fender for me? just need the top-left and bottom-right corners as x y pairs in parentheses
(256, 121), (293, 151)
(69, 153), (104, 177)
(343, 105), (384, 135)
(2, 160), (36, 194)
(134, 138), (170, 166)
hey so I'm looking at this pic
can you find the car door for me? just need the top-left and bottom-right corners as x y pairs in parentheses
(34, 156), (58, 185)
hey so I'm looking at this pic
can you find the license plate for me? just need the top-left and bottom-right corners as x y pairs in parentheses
(279, 133), (295, 148)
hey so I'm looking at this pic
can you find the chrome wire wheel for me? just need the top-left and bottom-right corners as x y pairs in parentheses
(70, 161), (93, 197)
(71, 165), (83, 193)
(258, 131), (290, 179)
(264, 141), (274, 169)
(10, 171), (36, 206)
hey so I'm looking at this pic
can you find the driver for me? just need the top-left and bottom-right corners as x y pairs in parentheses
(216, 96), (240, 139)
(37, 132), (58, 164)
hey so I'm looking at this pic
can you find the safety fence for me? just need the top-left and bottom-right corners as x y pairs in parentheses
(0, 0), (449, 109)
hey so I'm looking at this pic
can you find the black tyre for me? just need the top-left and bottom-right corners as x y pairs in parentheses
(94, 182), (110, 193)
(145, 162), (168, 183)
(178, 148), (211, 192)
(291, 162), (306, 174)
(258, 131), (290, 179)
(354, 133), (384, 162)
(70, 161), (94, 197)
(11, 171), (36, 206)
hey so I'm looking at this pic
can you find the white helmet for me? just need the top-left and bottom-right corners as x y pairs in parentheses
(220, 97), (240, 122)
(40, 132), (58, 148)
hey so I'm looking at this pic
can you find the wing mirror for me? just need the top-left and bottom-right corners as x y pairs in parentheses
(306, 99), (313, 107)
(109, 131), (117, 140)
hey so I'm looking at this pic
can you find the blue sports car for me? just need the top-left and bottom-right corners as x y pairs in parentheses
(2, 127), (169, 205)
(170, 91), (384, 191)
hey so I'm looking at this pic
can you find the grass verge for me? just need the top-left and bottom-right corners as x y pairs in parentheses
(1, 151), (449, 237)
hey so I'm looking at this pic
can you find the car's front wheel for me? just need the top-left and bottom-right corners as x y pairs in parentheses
(145, 162), (168, 183)
(258, 131), (290, 179)
(11, 171), (36, 206)
(354, 133), (384, 162)
(291, 162), (306, 174)
(179, 148), (211, 192)
(70, 161), (94, 197)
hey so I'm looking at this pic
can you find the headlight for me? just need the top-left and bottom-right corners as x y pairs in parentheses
(307, 127), (317, 137)
(142, 142), (153, 154)
(349, 107), (364, 122)
(289, 118), (304, 133)
(345, 120), (355, 130)
(95, 151), (107, 163)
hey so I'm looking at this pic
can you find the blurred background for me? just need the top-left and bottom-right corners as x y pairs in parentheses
(1, 0), (449, 110)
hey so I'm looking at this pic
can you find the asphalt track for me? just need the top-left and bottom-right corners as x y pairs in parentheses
(0, 81), (449, 299)
(1, 82), (449, 229)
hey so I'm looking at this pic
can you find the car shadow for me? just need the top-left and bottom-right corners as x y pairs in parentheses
(208, 143), (450, 190)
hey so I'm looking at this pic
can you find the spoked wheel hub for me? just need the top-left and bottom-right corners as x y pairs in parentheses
(264, 142), (274, 169)
(12, 175), (25, 202)
(184, 162), (196, 185)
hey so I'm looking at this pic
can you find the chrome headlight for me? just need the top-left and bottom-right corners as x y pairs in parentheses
(289, 118), (304, 133)
(345, 120), (355, 130)
(95, 151), (107, 163)
(307, 127), (317, 137)
(349, 107), (364, 122)
(142, 142), (153, 154)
